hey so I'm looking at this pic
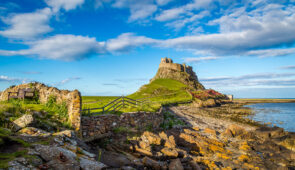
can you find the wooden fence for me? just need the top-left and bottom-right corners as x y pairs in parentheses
(82, 96), (149, 115)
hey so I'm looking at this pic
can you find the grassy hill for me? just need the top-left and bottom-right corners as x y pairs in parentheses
(128, 78), (192, 105)
(82, 79), (192, 114)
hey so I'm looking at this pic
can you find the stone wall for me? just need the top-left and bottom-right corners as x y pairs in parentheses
(81, 110), (164, 140)
(0, 82), (81, 131)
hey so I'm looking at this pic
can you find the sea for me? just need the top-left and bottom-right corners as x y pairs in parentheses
(246, 102), (295, 132)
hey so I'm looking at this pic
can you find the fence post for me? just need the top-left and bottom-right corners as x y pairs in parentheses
(122, 96), (124, 107)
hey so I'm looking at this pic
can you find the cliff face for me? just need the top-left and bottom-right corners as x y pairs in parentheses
(151, 58), (205, 90)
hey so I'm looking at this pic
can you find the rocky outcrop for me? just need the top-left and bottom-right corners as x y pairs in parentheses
(0, 82), (81, 131)
(150, 57), (205, 90)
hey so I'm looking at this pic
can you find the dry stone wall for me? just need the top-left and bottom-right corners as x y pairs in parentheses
(82, 111), (164, 140)
(0, 82), (81, 131)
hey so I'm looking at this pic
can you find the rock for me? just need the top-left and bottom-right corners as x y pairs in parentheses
(12, 114), (35, 131)
(221, 124), (247, 138)
(46, 158), (80, 170)
(192, 127), (200, 131)
(188, 160), (202, 170)
(141, 131), (161, 145)
(204, 128), (217, 136)
(135, 146), (153, 156)
(79, 157), (107, 170)
(255, 126), (285, 139)
(142, 156), (165, 170)
(34, 144), (77, 162)
(53, 130), (75, 138)
(165, 135), (176, 148)
(169, 159), (184, 170)
(19, 127), (51, 137)
(159, 131), (168, 140)
(161, 147), (178, 157)
(100, 151), (132, 168)
(139, 140), (151, 151)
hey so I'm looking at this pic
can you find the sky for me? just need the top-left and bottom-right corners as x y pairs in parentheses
(0, 0), (295, 98)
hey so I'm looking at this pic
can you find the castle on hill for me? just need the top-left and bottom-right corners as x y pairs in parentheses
(151, 57), (205, 90)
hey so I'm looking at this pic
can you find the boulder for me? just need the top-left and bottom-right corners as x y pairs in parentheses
(142, 156), (166, 170)
(161, 147), (178, 157)
(169, 159), (184, 170)
(141, 131), (161, 145)
(12, 114), (35, 131)
(165, 135), (176, 148)
(79, 157), (107, 170)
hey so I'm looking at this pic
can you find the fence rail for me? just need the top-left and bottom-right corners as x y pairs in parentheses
(82, 96), (148, 115)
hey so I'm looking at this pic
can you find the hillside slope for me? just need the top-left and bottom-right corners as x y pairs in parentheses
(128, 78), (192, 105)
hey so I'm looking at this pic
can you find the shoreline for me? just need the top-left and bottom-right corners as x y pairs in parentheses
(234, 98), (295, 104)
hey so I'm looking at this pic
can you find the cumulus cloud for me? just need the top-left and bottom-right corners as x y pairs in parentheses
(155, 0), (212, 22)
(106, 33), (158, 53)
(156, 0), (174, 6)
(0, 34), (106, 61)
(0, 8), (53, 40)
(184, 56), (219, 63)
(0, 75), (29, 84)
(111, 0), (157, 22)
(45, 0), (85, 12)
(54, 77), (81, 86)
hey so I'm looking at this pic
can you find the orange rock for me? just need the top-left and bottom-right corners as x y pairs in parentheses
(239, 141), (251, 151)
(142, 131), (161, 145)
(204, 128), (217, 136)
(165, 135), (176, 148)
(161, 147), (178, 157)
(193, 126), (200, 131)
(238, 154), (250, 162)
(135, 146), (153, 156)
(159, 131), (168, 140)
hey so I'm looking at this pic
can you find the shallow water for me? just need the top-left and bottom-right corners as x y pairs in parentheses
(246, 103), (295, 132)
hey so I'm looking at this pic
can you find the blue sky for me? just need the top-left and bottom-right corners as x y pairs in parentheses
(0, 0), (295, 98)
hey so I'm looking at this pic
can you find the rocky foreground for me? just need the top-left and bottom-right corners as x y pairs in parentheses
(1, 104), (295, 169)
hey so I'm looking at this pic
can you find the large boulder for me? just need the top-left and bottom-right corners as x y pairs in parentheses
(12, 114), (35, 131)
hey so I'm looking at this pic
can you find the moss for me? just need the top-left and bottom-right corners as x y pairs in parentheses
(0, 150), (28, 169)
(113, 126), (132, 134)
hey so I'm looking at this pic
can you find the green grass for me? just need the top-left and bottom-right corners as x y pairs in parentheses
(82, 79), (192, 115)
(128, 78), (192, 104)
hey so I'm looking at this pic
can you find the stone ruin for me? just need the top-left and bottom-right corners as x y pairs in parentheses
(151, 57), (205, 90)
(0, 82), (81, 131)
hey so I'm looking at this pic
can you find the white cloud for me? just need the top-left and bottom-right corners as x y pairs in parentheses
(155, 8), (185, 21)
(0, 34), (106, 61)
(156, 0), (174, 6)
(0, 8), (53, 40)
(200, 72), (295, 88)
(155, 0), (212, 22)
(0, 75), (29, 84)
(279, 65), (295, 70)
(54, 77), (81, 86)
(184, 56), (219, 63)
(111, 0), (157, 22)
(246, 48), (295, 57)
(106, 33), (158, 52)
(45, 0), (85, 12)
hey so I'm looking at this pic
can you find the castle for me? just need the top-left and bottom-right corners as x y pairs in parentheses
(151, 57), (205, 90)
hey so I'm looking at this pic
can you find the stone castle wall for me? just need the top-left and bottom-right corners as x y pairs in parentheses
(0, 82), (81, 131)
(151, 58), (205, 90)
(81, 110), (164, 140)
